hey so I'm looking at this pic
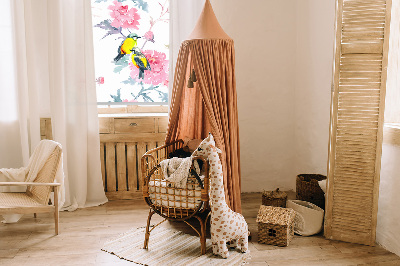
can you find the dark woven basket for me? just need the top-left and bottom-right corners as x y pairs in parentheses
(296, 174), (326, 210)
(262, 188), (287, 208)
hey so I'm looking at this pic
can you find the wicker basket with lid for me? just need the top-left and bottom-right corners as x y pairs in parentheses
(257, 205), (296, 247)
(262, 188), (287, 208)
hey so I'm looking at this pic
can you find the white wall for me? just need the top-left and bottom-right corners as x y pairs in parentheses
(377, 142), (400, 256)
(294, 1), (335, 178)
(211, 0), (335, 192)
(212, 0), (297, 192)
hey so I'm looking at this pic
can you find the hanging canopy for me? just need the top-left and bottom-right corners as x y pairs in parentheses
(166, 0), (242, 212)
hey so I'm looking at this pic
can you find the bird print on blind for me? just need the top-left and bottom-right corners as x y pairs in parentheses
(131, 47), (151, 79)
(114, 33), (141, 62)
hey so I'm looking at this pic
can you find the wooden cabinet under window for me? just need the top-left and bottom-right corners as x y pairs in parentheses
(98, 115), (168, 200)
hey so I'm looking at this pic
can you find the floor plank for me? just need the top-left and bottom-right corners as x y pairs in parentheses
(0, 192), (399, 265)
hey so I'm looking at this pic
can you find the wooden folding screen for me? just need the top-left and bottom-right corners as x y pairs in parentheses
(325, 0), (392, 245)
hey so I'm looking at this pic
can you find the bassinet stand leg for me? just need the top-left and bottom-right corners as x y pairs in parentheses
(199, 217), (206, 255)
(194, 212), (211, 255)
(144, 209), (155, 249)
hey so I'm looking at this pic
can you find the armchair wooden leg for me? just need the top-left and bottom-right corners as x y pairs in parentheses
(144, 209), (155, 249)
(34, 213), (37, 218)
(54, 186), (59, 235)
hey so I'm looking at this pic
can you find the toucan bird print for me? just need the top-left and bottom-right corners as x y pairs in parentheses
(131, 47), (151, 79)
(114, 33), (141, 62)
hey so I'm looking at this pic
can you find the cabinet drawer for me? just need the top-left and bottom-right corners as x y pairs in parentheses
(114, 118), (155, 133)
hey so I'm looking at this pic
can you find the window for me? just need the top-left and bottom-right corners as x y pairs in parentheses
(383, 2), (400, 146)
(385, 1), (400, 124)
(91, 0), (169, 104)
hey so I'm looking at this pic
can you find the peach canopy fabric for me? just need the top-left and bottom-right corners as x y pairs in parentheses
(166, 39), (242, 213)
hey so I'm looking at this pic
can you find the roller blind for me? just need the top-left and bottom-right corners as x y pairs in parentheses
(325, 0), (392, 245)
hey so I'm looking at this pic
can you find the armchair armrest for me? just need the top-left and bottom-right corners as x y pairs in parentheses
(0, 182), (61, 187)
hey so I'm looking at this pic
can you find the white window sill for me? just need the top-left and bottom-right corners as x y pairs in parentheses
(98, 113), (167, 118)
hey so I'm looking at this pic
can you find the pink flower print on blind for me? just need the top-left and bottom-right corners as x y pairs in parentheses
(96, 77), (105, 85)
(144, 31), (155, 43)
(108, 0), (140, 29)
(129, 50), (168, 86)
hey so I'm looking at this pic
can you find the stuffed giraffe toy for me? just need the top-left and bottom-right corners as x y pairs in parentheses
(192, 133), (248, 258)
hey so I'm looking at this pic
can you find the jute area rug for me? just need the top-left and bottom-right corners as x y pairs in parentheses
(102, 226), (250, 265)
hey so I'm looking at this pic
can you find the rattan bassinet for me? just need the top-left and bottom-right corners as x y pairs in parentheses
(141, 140), (210, 254)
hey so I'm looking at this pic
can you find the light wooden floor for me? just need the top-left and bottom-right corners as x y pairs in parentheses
(1, 193), (399, 266)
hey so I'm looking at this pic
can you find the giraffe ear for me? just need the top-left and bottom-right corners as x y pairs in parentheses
(211, 144), (222, 154)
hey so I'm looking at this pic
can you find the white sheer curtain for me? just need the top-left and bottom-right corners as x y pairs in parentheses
(0, 0), (107, 211)
(169, 0), (204, 105)
(0, 1), (25, 169)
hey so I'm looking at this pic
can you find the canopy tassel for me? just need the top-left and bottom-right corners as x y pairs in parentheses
(191, 69), (197, 82)
(187, 69), (197, 88)
(187, 77), (194, 88)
